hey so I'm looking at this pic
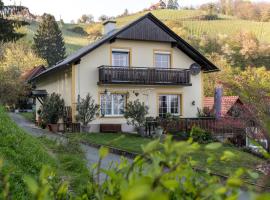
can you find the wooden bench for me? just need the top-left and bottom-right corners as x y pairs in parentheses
(100, 124), (122, 133)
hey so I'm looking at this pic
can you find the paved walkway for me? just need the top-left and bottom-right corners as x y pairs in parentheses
(9, 113), (132, 171)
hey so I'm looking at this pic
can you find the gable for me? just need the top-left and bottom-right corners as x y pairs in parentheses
(116, 18), (176, 43)
(31, 13), (219, 82)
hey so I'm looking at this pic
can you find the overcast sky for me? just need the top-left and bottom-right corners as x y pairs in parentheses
(3, 0), (268, 22)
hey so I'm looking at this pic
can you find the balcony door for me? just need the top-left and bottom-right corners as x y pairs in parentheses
(112, 49), (130, 67)
(154, 51), (171, 69)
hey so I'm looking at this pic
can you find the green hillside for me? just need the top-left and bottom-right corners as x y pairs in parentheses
(116, 10), (270, 43)
(18, 22), (91, 55)
(19, 9), (270, 56)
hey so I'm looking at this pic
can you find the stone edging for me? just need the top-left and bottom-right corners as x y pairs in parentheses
(79, 140), (139, 159)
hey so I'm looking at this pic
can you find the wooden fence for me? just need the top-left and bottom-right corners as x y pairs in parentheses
(146, 117), (248, 141)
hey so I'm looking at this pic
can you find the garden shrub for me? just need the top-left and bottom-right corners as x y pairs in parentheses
(67, 26), (88, 36)
(76, 93), (99, 126)
(124, 99), (149, 133)
(190, 126), (213, 143)
(40, 93), (65, 124)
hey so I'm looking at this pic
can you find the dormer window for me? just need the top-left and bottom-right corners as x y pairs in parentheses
(112, 49), (130, 67)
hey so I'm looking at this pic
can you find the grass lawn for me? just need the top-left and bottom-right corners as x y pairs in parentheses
(68, 132), (152, 154)
(70, 132), (266, 184)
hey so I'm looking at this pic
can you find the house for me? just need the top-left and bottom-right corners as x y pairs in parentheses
(149, 1), (167, 10)
(30, 13), (219, 132)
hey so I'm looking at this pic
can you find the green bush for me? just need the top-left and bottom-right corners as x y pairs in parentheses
(76, 93), (99, 126)
(20, 136), (268, 199)
(40, 93), (65, 124)
(124, 99), (149, 130)
(190, 126), (213, 143)
(67, 26), (88, 36)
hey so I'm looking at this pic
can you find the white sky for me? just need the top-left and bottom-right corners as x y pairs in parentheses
(3, 0), (268, 22)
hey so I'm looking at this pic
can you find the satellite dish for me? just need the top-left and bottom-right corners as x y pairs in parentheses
(190, 63), (201, 75)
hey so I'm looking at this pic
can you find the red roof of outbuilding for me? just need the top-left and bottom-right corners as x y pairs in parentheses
(21, 65), (46, 82)
(204, 96), (242, 117)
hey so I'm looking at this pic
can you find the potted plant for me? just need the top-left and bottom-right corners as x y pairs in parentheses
(124, 99), (149, 136)
(154, 117), (164, 138)
(40, 93), (65, 133)
(76, 94), (99, 133)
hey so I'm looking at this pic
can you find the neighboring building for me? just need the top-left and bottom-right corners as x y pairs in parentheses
(204, 96), (244, 117)
(149, 0), (167, 10)
(30, 13), (219, 132)
(21, 65), (46, 83)
(204, 96), (268, 149)
(18, 66), (46, 111)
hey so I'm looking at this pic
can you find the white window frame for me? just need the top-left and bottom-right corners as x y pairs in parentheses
(112, 49), (130, 67)
(158, 94), (181, 117)
(154, 51), (171, 68)
(100, 94), (126, 117)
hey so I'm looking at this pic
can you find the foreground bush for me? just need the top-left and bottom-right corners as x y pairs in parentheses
(17, 137), (270, 200)
(1, 106), (269, 199)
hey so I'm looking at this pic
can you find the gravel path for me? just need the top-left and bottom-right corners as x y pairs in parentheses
(8, 113), (132, 170)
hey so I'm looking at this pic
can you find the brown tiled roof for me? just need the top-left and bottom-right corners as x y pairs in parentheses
(21, 65), (46, 83)
(204, 96), (242, 117)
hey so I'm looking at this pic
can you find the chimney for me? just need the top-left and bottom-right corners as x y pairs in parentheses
(214, 85), (223, 119)
(103, 20), (116, 35)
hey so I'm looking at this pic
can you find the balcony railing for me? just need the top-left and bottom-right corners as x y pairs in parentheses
(98, 66), (191, 86)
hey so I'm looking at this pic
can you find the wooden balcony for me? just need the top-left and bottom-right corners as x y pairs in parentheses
(98, 66), (191, 86)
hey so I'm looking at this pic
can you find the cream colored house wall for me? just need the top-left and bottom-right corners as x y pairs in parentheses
(35, 39), (203, 132)
(35, 69), (72, 117)
(74, 39), (203, 131)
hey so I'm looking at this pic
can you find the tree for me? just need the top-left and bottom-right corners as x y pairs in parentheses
(40, 93), (65, 124)
(78, 14), (94, 24)
(124, 99), (149, 134)
(122, 8), (129, 17)
(222, 67), (270, 148)
(33, 13), (66, 66)
(167, 0), (179, 9)
(167, 0), (175, 9)
(0, 0), (28, 42)
(76, 94), (100, 126)
(0, 42), (46, 107)
(173, 0), (179, 9)
(98, 14), (109, 22)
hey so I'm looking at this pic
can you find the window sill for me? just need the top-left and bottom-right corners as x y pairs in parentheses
(100, 116), (125, 119)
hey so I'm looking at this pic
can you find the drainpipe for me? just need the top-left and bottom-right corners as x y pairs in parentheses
(214, 85), (223, 120)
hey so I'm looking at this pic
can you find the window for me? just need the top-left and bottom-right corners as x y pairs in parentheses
(159, 95), (181, 117)
(154, 52), (171, 68)
(101, 94), (126, 116)
(112, 50), (130, 67)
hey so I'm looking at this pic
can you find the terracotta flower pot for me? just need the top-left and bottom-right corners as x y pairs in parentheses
(48, 124), (59, 133)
